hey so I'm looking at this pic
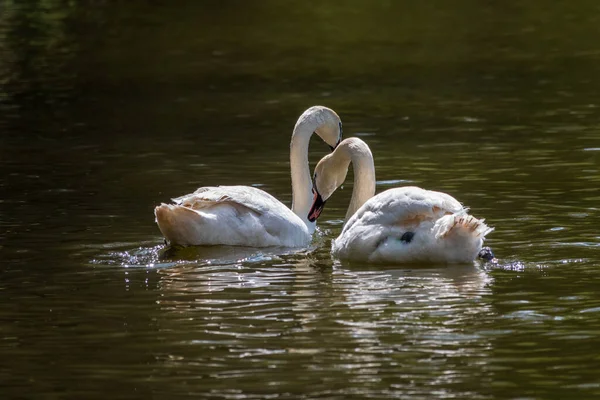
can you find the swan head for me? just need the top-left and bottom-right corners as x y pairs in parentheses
(307, 151), (349, 222)
(477, 246), (495, 262)
(307, 138), (375, 222)
(295, 106), (343, 150)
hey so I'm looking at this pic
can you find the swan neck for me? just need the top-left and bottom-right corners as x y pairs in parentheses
(345, 146), (376, 222)
(290, 124), (316, 232)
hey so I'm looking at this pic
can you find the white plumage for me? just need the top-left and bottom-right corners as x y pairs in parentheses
(310, 138), (493, 264)
(155, 106), (343, 247)
(332, 186), (493, 263)
(155, 186), (310, 247)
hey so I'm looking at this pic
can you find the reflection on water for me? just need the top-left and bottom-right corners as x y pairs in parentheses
(2, 0), (600, 399)
(151, 256), (494, 398)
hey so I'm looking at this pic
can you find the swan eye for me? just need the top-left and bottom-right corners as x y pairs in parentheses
(338, 121), (343, 139)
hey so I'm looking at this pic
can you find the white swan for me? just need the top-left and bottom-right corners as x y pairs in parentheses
(155, 106), (343, 247)
(307, 137), (494, 264)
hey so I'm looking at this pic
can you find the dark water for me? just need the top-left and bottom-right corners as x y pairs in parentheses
(2, 1), (600, 399)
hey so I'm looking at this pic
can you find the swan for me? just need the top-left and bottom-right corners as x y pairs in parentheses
(307, 137), (494, 264)
(154, 106), (343, 247)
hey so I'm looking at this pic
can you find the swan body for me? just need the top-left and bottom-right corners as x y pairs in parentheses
(155, 186), (309, 247)
(309, 138), (493, 264)
(155, 106), (343, 247)
(332, 186), (492, 263)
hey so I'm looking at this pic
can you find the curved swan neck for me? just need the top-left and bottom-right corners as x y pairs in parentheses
(343, 139), (376, 222)
(290, 123), (317, 232)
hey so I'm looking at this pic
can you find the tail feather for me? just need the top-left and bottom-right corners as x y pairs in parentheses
(155, 203), (204, 245)
(433, 210), (493, 240)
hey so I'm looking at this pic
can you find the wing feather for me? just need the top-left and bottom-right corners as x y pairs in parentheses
(172, 185), (288, 216)
(342, 186), (464, 235)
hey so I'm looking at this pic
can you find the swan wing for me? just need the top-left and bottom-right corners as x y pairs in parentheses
(157, 185), (310, 247)
(342, 186), (463, 234)
(173, 185), (288, 216)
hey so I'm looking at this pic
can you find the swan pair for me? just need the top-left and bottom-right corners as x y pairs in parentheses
(155, 107), (493, 264)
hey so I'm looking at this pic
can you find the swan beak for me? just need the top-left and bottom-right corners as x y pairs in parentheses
(307, 189), (326, 222)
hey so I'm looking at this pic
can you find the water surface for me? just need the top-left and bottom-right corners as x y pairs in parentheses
(1, 1), (600, 399)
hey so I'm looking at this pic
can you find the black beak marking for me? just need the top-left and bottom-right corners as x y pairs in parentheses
(308, 189), (326, 222)
(329, 136), (342, 151)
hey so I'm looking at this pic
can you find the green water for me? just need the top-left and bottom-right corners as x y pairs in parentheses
(1, 1), (600, 399)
